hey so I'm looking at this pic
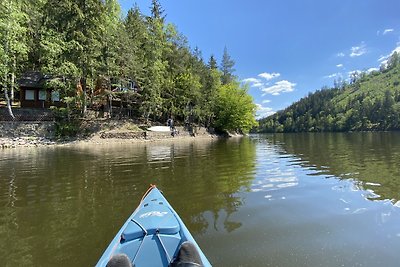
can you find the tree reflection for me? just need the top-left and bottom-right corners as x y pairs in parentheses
(148, 138), (256, 235)
(268, 132), (400, 203)
(0, 138), (257, 266)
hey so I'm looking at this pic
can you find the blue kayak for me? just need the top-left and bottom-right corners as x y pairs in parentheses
(96, 185), (212, 267)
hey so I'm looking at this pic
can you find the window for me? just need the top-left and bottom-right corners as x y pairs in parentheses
(25, 90), (35, 100)
(39, 90), (47, 100)
(51, 91), (60, 102)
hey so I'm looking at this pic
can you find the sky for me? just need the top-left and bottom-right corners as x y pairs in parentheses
(118, 0), (400, 118)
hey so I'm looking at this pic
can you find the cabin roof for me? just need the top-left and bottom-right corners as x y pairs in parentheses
(18, 71), (52, 89)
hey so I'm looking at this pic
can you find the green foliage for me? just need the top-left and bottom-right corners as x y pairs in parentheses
(208, 55), (218, 70)
(220, 46), (236, 85)
(0, 0), (257, 134)
(51, 107), (81, 138)
(257, 58), (400, 133)
(214, 82), (258, 133)
(0, 0), (29, 89)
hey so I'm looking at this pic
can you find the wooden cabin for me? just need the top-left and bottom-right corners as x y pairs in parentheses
(19, 71), (63, 108)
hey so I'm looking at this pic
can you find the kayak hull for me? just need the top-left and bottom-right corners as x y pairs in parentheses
(96, 186), (211, 267)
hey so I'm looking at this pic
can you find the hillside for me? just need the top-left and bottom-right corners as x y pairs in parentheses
(257, 53), (400, 132)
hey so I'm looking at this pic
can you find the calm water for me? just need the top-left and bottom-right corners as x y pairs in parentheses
(1, 133), (400, 266)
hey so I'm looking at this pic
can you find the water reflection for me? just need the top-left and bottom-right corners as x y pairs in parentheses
(2, 134), (400, 266)
(249, 138), (301, 204)
(0, 138), (256, 266)
(265, 132), (400, 203)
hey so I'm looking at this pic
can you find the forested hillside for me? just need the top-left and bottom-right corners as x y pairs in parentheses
(257, 52), (400, 132)
(0, 0), (257, 133)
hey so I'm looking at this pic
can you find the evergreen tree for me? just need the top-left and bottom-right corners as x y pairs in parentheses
(140, 0), (168, 121)
(220, 46), (235, 85)
(208, 55), (218, 70)
(124, 5), (148, 83)
(150, 0), (165, 22)
(0, 0), (257, 133)
(387, 51), (399, 69)
(257, 61), (400, 133)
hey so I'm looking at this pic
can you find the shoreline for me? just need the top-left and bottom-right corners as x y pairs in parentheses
(0, 132), (220, 149)
(0, 120), (243, 149)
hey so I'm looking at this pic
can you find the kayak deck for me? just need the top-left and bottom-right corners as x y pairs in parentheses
(96, 186), (211, 267)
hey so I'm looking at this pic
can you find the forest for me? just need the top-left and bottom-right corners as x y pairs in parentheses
(257, 52), (400, 133)
(0, 0), (257, 133)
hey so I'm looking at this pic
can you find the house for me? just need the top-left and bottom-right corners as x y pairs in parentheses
(18, 71), (62, 108)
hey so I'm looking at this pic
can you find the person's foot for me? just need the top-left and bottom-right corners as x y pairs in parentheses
(170, 241), (204, 267)
(106, 253), (132, 267)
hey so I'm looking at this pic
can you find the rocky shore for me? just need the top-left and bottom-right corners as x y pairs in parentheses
(0, 120), (217, 149)
(0, 137), (56, 148)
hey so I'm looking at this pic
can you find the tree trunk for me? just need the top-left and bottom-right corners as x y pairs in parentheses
(81, 77), (87, 115)
(109, 94), (112, 118)
(11, 57), (16, 101)
(3, 2), (14, 120)
(4, 83), (15, 120)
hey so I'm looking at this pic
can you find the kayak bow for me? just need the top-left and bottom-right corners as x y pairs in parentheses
(96, 185), (211, 267)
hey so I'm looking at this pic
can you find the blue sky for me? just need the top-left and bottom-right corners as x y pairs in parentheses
(118, 0), (400, 118)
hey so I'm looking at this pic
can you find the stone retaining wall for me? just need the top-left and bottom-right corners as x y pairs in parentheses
(99, 131), (146, 139)
(0, 121), (54, 138)
(0, 108), (54, 121)
(98, 127), (212, 141)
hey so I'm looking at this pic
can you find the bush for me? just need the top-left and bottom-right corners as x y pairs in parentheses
(50, 107), (81, 138)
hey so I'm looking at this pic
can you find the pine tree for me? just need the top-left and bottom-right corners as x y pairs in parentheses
(208, 55), (218, 70)
(220, 46), (235, 85)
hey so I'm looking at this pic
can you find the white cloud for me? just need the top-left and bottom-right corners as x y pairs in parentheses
(337, 52), (345, 57)
(252, 82), (264, 88)
(258, 72), (280, 81)
(242, 78), (265, 88)
(380, 59), (389, 68)
(242, 71), (281, 89)
(348, 70), (362, 80)
(367, 67), (379, 73)
(378, 55), (388, 62)
(378, 45), (400, 68)
(324, 73), (341, 79)
(393, 46), (400, 54)
(262, 99), (271, 104)
(348, 70), (362, 75)
(261, 80), (296, 96)
(336, 64), (343, 68)
(383, 29), (394, 35)
(350, 43), (367, 57)
(255, 104), (275, 119)
(242, 78), (261, 84)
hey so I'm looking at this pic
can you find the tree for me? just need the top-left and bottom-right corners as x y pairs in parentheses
(387, 51), (399, 69)
(0, 0), (29, 119)
(220, 46), (235, 85)
(0, 0), (259, 133)
(124, 5), (148, 83)
(100, 0), (123, 77)
(214, 82), (257, 133)
(139, 0), (168, 121)
(40, 0), (106, 114)
(150, 0), (165, 22)
(208, 55), (218, 70)
(202, 67), (221, 127)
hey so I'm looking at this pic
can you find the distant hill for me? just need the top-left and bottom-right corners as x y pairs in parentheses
(257, 52), (400, 133)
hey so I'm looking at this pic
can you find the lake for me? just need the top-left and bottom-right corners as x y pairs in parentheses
(1, 133), (400, 266)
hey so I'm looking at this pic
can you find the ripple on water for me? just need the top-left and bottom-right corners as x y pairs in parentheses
(252, 147), (300, 194)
